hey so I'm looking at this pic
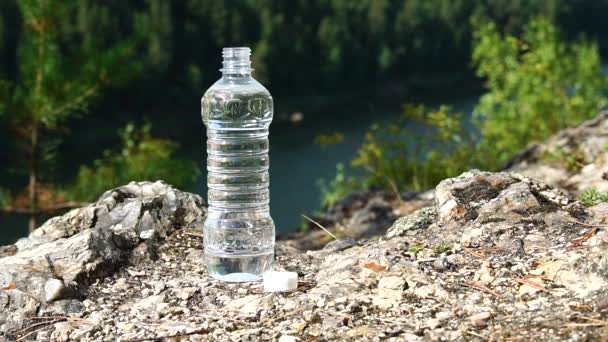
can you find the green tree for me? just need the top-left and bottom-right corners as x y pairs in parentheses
(354, 104), (476, 191)
(317, 103), (476, 207)
(319, 16), (607, 206)
(0, 0), (137, 231)
(70, 123), (199, 201)
(472, 16), (608, 167)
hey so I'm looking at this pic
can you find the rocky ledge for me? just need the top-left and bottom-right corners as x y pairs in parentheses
(1, 170), (607, 341)
(2, 114), (608, 341)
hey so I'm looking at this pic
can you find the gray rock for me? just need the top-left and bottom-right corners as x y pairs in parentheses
(131, 293), (167, 318)
(50, 321), (72, 342)
(41, 299), (85, 317)
(0, 181), (205, 332)
(426, 170), (579, 247)
(3, 111), (608, 342)
(386, 206), (436, 238)
(153, 280), (166, 295)
(508, 111), (608, 195)
(346, 198), (397, 238)
(0, 245), (16, 258)
(44, 278), (67, 303)
(308, 237), (359, 259)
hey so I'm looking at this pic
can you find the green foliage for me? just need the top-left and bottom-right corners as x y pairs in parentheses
(3, 0), (604, 97)
(317, 163), (360, 208)
(0, 188), (10, 209)
(472, 16), (608, 167)
(351, 104), (476, 191)
(580, 189), (608, 207)
(320, 16), (608, 204)
(408, 243), (425, 253)
(433, 243), (452, 254)
(70, 123), (200, 202)
(540, 147), (585, 173)
(318, 104), (477, 206)
(4, 0), (139, 128)
(0, 0), (142, 230)
(315, 132), (345, 148)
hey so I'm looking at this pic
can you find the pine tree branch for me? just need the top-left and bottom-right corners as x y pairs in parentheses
(44, 81), (101, 119)
(33, 0), (48, 109)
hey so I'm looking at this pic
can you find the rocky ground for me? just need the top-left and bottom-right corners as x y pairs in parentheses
(2, 113), (608, 341)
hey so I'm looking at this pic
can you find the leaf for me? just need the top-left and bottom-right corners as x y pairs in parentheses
(363, 261), (386, 272)
(2, 282), (16, 290)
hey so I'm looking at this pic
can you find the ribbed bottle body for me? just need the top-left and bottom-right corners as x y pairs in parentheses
(201, 51), (275, 282)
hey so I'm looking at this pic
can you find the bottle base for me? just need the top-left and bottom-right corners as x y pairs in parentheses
(205, 250), (273, 282)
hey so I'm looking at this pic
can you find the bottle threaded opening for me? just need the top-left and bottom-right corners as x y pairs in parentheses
(221, 47), (252, 74)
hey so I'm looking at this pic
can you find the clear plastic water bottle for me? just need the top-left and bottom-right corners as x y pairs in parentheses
(201, 47), (275, 282)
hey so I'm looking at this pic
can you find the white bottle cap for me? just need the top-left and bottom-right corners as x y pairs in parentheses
(263, 271), (298, 292)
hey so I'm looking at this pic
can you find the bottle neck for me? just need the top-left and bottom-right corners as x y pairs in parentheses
(220, 47), (252, 77)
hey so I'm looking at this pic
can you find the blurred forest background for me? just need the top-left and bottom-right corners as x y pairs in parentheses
(1, 0), (607, 244)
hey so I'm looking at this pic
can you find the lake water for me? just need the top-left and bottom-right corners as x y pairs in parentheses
(42, 59), (608, 247)
(208, 93), (478, 237)
(4, 64), (608, 246)
(0, 89), (477, 246)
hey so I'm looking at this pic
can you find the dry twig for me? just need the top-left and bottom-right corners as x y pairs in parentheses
(15, 318), (64, 341)
(465, 330), (488, 340)
(458, 281), (504, 298)
(184, 231), (204, 238)
(570, 227), (599, 247)
(513, 277), (549, 293)
(302, 214), (337, 240)
(463, 247), (485, 259)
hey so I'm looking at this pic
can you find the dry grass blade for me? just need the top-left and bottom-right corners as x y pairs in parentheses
(463, 247), (485, 259)
(571, 219), (608, 228)
(513, 277), (549, 293)
(563, 316), (608, 328)
(570, 227), (599, 247)
(569, 304), (593, 312)
(462, 247), (501, 260)
(459, 281), (504, 298)
(15, 319), (63, 341)
(184, 231), (204, 238)
(465, 330), (488, 340)
(565, 322), (607, 328)
(302, 214), (337, 240)
(578, 316), (608, 324)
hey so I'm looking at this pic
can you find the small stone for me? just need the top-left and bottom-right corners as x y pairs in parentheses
(122, 322), (136, 332)
(470, 312), (491, 329)
(435, 311), (452, 320)
(50, 322), (72, 342)
(469, 312), (492, 321)
(154, 281), (166, 295)
(278, 335), (298, 342)
(179, 287), (197, 300)
(377, 276), (406, 290)
(427, 318), (442, 329)
(127, 269), (146, 277)
(82, 299), (94, 308)
(44, 278), (66, 303)
(290, 321), (307, 331)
